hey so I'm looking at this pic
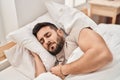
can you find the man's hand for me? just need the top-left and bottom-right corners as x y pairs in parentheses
(30, 52), (46, 77)
(30, 52), (40, 59)
(50, 65), (65, 79)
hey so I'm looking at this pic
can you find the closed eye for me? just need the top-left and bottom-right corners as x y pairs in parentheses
(39, 32), (51, 44)
(39, 38), (44, 44)
(45, 32), (51, 38)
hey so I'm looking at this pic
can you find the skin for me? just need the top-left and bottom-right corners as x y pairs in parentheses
(37, 26), (64, 55)
(35, 26), (113, 79)
(30, 52), (46, 77)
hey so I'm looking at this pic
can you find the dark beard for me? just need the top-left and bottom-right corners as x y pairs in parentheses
(49, 37), (64, 56)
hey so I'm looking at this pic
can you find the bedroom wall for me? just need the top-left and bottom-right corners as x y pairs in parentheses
(0, 1), (5, 43)
(0, 0), (19, 37)
(65, 0), (86, 7)
(15, 0), (64, 27)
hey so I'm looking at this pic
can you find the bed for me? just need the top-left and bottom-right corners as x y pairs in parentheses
(0, 0), (120, 80)
(1, 24), (120, 80)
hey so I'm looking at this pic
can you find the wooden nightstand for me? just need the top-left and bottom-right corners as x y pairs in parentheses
(80, 7), (88, 16)
(89, 0), (120, 24)
(0, 52), (6, 61)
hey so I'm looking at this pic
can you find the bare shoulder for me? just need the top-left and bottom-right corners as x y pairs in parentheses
(78, 28), (107, 52)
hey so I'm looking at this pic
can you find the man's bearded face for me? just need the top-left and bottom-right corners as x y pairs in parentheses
(37, 26), (64, 56)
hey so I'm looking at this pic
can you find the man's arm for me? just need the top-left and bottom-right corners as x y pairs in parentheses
(61, 28), (113, 75)
(31, 52), (46, 77)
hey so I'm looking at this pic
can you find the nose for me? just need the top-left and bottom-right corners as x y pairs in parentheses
(44, 38), (51, 46)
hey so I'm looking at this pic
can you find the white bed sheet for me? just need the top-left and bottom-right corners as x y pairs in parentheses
(0, 66), (30, 80)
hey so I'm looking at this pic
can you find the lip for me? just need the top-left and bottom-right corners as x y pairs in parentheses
(48, 42), (55, 50)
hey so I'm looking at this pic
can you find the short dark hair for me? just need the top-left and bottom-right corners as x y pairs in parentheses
(33, 22), (58, 37)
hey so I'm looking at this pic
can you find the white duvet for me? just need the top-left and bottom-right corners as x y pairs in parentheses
(34, 24), (120, 80)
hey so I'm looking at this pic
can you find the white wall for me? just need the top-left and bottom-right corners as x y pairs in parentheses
(65, 0), (86, 7)
(15, 0), (48, 27)
(75, 0), (86, 7)
(0, 0), (19, 36)
(0, 1), (5, 43)
(15, 0), (64, 27)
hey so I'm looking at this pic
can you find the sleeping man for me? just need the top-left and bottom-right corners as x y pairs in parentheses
(32, 22), (113, 79)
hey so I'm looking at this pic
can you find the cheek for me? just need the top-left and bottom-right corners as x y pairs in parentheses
(52, 35), (58, 42)
(43, 44), (48, 50)
(36, 34), (40, 40)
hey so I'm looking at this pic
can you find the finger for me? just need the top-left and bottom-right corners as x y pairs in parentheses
(50, 68), (54, 73)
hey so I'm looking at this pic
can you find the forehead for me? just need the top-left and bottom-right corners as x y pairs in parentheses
(37, 26), (54, 39)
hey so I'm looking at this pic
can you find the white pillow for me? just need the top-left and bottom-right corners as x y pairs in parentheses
(4, 44), (35, 79)
(7, 13), (56, 71)
(45, 1), (97, 34)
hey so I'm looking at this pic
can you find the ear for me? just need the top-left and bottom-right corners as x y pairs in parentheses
(57, 29), (63, 36)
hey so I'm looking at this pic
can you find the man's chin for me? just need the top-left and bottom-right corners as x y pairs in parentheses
(49, 50), (59, 56)
(49, 39), (64, 56)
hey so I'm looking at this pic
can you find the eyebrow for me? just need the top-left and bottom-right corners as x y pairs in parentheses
(38, 32), (49, 42)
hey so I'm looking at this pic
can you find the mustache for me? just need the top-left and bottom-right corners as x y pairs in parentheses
(48, 42), (55, 49)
